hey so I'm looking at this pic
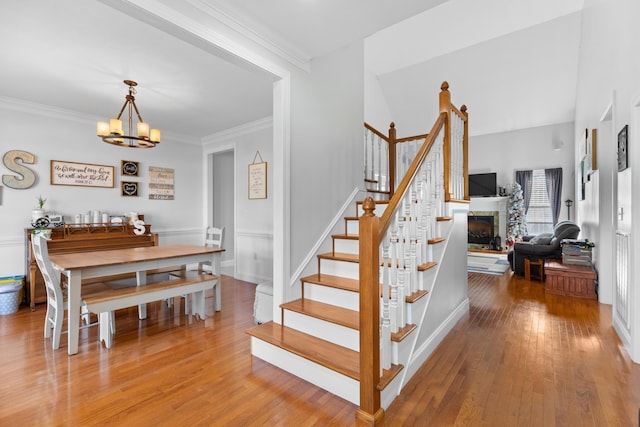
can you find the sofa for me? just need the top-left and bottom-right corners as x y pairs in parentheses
(508, 221), (581, 276)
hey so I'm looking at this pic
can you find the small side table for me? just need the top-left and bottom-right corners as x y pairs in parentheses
(524, 258), (544, 282)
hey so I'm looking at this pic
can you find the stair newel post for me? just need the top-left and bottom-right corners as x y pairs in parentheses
(439, 81), (452, 202)
(357, 197), (384, 425)
(388, 122), (397, 196)
(461, 104), (469, 201)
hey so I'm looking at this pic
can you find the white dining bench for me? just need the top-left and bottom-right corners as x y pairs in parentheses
(83, 273), (217, 349)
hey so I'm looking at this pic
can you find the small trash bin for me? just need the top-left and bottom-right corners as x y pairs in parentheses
(0, 276), (24, 315)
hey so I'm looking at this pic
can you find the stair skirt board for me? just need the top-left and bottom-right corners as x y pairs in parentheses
(251, 337), (360, 405)
(284, 310), (359, 351)
(333, 238), (359, 254)
(319, 258), (360, 280)
(304, 283), (359, 311)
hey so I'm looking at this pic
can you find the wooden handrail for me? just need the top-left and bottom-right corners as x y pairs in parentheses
(379, 113), (447, 236)
(358, 81), (467, 425)
(364, 122), (431, 197)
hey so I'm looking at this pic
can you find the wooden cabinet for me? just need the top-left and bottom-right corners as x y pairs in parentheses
(544, 261), (597, 299)
(25, 223), (157, 310)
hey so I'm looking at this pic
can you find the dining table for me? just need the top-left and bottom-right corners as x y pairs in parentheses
(48, 244), (224, 355)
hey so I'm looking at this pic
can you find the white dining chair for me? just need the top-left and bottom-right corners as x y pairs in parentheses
(198, 226), (224, 272)
(169, 226), (223, 314)
(31, 234), (114, 350)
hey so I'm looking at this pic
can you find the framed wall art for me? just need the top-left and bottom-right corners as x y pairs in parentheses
(248, 151), (267, 200)
(618, 124), (628, 172)
(50, 160), (114, 188)
(121, 181), (139, 197)
(121, 160), (140, 177)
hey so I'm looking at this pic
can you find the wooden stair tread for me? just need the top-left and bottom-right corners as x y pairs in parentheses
(247, 321), (404, 390)
(246, 321), (360, 380)
(282, 299), (359, 330)
(331, 233), (359, 240)
(301, 274), (359, 293)
(378, 364), (404, 391)
(418, 262), (437, 272)
(436, 216), (453, 221)
(428, 237), (446, 245)
(391, 323), (416, 342)
(406, 290), (428, 303)
(318, 252), (360, 263)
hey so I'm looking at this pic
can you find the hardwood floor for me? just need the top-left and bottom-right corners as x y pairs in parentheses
(1, 273), (639, 426)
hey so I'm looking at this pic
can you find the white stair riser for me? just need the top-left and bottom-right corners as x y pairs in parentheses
(320, 258), (359, 280)
(304, 282), (359, 311)
(283, 310), (359, 351)
(392, 332), (415, 366)
(333, 238), (359, 255)
(346, 219), (359, 235)
(250, 337), (360, 405)
(406, 292), (428, 325)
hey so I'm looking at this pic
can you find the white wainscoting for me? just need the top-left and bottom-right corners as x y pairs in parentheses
(236, 230), (273, 284)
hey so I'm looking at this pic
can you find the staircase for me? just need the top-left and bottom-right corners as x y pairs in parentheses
(247, 198), (455, 405)
(246, 82), (470, 423)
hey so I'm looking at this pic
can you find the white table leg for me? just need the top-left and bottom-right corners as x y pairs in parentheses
(192, 290), (205, 319)
(213, 253), (221, 312)
(136, 270), (147, 320)
(66, 270), (82, 355)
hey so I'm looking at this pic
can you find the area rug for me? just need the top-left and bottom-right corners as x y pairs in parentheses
(467, 254), (510, 275)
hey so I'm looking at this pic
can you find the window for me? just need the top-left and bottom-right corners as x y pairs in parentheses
(526, 169), (553, 235)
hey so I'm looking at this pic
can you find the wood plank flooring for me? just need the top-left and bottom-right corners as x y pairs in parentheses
(1, 273), (639, 426)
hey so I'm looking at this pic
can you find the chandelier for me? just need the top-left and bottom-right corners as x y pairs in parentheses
(97, 80), (161, 148)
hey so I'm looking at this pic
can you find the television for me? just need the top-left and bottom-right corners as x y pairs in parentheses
(469, 173), (497, 197)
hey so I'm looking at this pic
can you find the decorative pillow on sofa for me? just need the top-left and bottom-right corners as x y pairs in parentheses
(529, 232), (553, 245)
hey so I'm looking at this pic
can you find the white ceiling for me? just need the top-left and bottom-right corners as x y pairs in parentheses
(0, 0), (582, 141)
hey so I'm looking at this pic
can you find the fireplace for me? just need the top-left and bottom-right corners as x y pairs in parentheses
(468, 215), (495, 245)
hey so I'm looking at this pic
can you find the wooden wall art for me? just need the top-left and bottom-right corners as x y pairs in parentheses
(248, 151), (267, 200)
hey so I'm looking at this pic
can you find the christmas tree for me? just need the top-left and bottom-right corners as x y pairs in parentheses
(507, 182), (527, 242)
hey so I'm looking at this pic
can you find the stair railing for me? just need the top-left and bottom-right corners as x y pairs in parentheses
(357, 82), (468, 425)
(364, 124), (429, 197)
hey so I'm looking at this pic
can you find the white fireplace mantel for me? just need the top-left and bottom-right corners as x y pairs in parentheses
(469, 196), (509, 241)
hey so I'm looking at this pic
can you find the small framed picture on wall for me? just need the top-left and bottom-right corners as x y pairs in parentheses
(121, 160), (140, 177)
(121, 181), (139, 197)
(618, 124), (628, 172)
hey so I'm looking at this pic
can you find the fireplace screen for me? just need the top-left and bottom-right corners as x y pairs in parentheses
(468, 215), (494, 244)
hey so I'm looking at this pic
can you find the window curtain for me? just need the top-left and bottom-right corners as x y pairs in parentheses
(515, 170), (533, 213)
(544, 168), (563, 224)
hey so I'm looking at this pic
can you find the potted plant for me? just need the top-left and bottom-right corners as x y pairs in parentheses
(31, 195), (47, 223)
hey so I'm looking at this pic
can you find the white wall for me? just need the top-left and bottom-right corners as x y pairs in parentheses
(0, 103), (203, 278)
(469, 122), (576, 223)
(574, 0), (640, 360)
(203, 119), (273, 284)
(289, 41), (365, 276)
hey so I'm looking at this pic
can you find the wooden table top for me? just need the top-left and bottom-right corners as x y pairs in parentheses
(48, 244), (224, 270)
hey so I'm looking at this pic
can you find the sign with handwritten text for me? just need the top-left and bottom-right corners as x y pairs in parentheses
(50, 160), (114, 188)
(148, 166), (174, 200)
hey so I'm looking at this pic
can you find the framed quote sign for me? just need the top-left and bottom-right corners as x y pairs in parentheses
(248, 151), (267, 200)
(50, 160), (114, 188)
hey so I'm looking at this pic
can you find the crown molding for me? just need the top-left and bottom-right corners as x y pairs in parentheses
(0, 96), (201, 145)
(186, 0), (311, 72)
(110, 0), (307, 74)
(202, 116), (272, 145)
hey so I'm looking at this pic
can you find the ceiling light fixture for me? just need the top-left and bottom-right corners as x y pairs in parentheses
(97, 80), (160, 148)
